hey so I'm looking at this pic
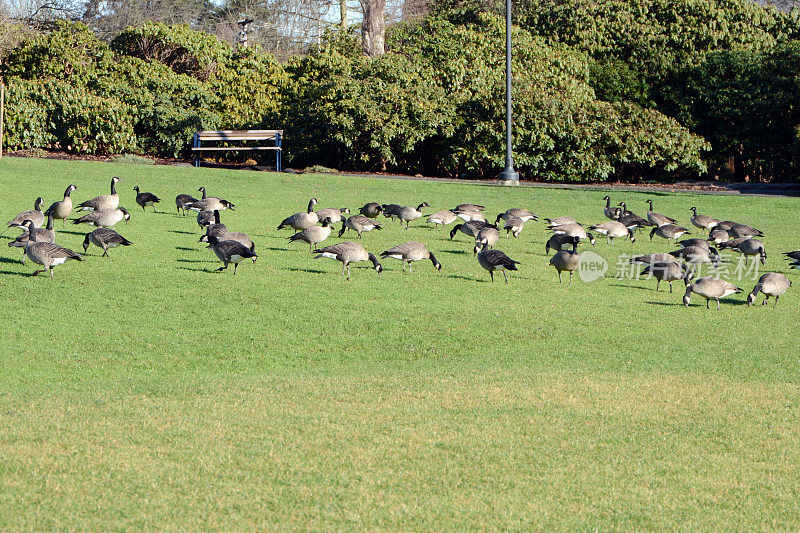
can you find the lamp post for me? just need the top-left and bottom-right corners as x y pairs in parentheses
(497, 0), (519, 185)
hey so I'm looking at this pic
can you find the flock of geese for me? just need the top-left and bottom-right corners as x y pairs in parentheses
(3, 177), (797, 309)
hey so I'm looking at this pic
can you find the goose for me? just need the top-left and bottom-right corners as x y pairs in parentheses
(313, 241), (382, 280)
(496, 209), (537, 224)
(450, 220), (489, 240)
(187, 187), (235, 212)
(289, 217), (334, 252)
(603, 196), (622, 220)
(641, 261), (693, 293)
(747, 273), (791, 307)
(380, 241), (441, 272)
(398, 202), (430, 229)
(9, 212), (55, 263)
(359, 202), (383, 218)
(716, 221), (737, 231)
(201, 230), (254, 251)
(670, 246), (720, 271)
(650, 224), (690, 244)
(707, 228), (730, 244)
(382, 204), (403, 222)
(455, 203), (485, 212)
(546, 233), (589, 254)
(427, 210), (458, 227)
(677, 238), (710, 251)
(44, 184), (77, 227)
(645, 200), (677, 227)
(629, 253), (677, 265)
(315, 207), (350, 224)
(476, 239), (520, 283)
(197, 210), (216, 230)
(22, 221), (81, 278)
(588, 221), (635, 244)
(77, 176), (120, 211)
(550, 223), (596, 245)
(339, 215), (382, 238)
(452, 206), (486, 223)
(784, 251), (800, 264)
(175, 193), (198, 215)
(548, 236), (580, 284)
(545, 216), (576, 228)
(684, 277), (742, 309)
(278, 198), (319, 233)
(617, 203), (652, 229)
(205, 235), (258, 274)
(689, 207), (719, 232)
(200, 210), (227, 238)
(73, 207), (130, 227)
(134, 186), (161, 212)
(473, 225), (500, 253)
(6, 197), (44, 230)
(720, 238), (767, 264)
(502, 215), (525, 238)
(728, 223), (764, 239)
(82, 227), (133, 256)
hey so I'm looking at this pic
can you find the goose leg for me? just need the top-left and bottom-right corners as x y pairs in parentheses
(233, 263), (238, 275)
(568, 271), (573, 285)
(774, 295), (779, 307)
(30, 269), (46, 276)
(656, 279), (661, 292)
(503, 270), (509, 284)
(489, 270), (494, 283)
(558, 271), (562, 284)
(706, 299), (710, 309)
(102, 247), (109, 257)
(716, 299), (720, 310)
(402, 261), (406, 273)
(216, 262), (228, 272)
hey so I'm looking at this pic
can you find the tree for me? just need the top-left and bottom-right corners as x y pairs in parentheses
(359, 0), (385, 56)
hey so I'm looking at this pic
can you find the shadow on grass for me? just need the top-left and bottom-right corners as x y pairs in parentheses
(175, 246), (200, 252)
(440, 248), (471, 256)
(610, 283), (658, 292)
(176, 258), (216, 264)
(0, 268), (32, 277)
(176, 266), (218, 274)
(286, 267), (326, 274)
(447, 274), (483, 282)
(57, 229), (89, 236)
(0, 256), (22, 265)
(170, 230), (197, 235)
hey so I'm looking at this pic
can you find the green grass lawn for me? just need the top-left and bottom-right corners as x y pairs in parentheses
(0, 156), (798, 529)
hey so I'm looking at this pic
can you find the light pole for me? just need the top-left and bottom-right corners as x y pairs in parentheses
(498, 0), (519, 185)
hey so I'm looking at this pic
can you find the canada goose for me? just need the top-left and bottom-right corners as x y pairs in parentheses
(197, 210), (216, 230)
(670, 246), (720, 271)
(22, 221), (81, 278)
(689, 207), (719, 232)
(747, 273), (791, 306)
(650, 224), (690, 243)
(453, 206), (486, 222)
(548, 236), (580, 284)
(545, 216), (576, 228)
(73, 207), (130, 227)
(315, 207), (350, 224)
(398, 202), (430, 228)
(784, 251), (800, 268)
(476, 239), (520, 283)
(645, 200), (677, 227)
(728, 223), (764, 239)
(359, 202), (383, 218)
(707, 228), (730, 244)
(720, 238), (767, 264)
(455, 203), (485, 212)
(83, 227), (133, 256)
(175, 193), (198, 215)
(495, 209), (537, 225)
(450, 220), (489, 240)
(473, 225), (500, 253)
(617, 203), (652, 229)
(716, 221), (737, 231)
(641, 261), (693, 293)
(502, 215), (525, 238)
(380, 241), (441, 272)
(684, 277), (742, 309)
(381, 204), (403, 222)
(6, 197), (44, 230)
(187, 188), (235, 212)
(549, 223), (596, 245)
(9, 212), (55, 263)
(677, 238), (710, 251)
(313, 241), (382, 280)
(588, 221), (635, 244)
(200, 210), (227, 238)
(546, 233), (589, 254)
(339, 215), (382, 238)
(603, 196), (622, 220)
(205, 235), (257, 274)
(289, 217), (334, 252)
(134, 186), (161, 212)
(201, 230), (254, 251)
(77, 176), (120, 211)
(44, 184), (77, 227)
(278, 198), (319, 233)
(427, 210), (458, 227)
(629, 253), (677, 265)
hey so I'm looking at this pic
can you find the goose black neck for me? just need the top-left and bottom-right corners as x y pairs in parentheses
(111, 179), (117, 195)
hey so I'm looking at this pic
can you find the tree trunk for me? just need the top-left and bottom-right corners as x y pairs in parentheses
(340, 0), (347, 30)
(360, 0), (386, 58)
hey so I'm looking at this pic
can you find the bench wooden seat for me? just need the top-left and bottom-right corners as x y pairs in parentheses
(191, 130), (283, 170)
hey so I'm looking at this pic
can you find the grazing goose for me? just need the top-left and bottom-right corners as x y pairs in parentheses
(339, 215), (382, 238)
(197, 210), (216, 230)
(641, 261), (693, 293)
(77, 176), (120, 211)
(707, 228), (730, 244)
(427, 210), (458, 227)
(314, 241), (382, 280)
(670, 245), (720, 271)
(716, 221), (737, 231)
(381, 204), (403, 222)
(548, 236), (580, 284)
(629, 253), (677, 265)
(783, 251), (800, 262)
(747, 273), (791, 307)
(476, 239), (520, 283)
(473, 225), (500, 253)
(650, 223), (690, 244)
(588, 221), (635, 244)
(545, 216), (576, 228)
(546, 233), (590, 254)
(728, 223), (764, 239)
(720, 238), (767, 264)
(22, 221), (81, 278)
(501, 215), (525, 238)
(73, 207), (130, 227)
(205, 235), (258, 274)
(455, 203), (485, 212)
(315, 207), (350, 224)
(200, 210), (227, 238)
(380, 241), (441, 272)
(359, 202), (383, 218)
(175, 193), (198, 215)
(398, 202), (430, 229)
(617, 202), (652, 229)
(289, 217), (334, 252)
(6, 197), (44, 230)
(453, 206), (486, 223)
(603, 196), (622, 220)
(645, 199), (677, 227)
(45, 184), (77, 227)
(83, 227), (133, 256)
(677, 238), (711, 251)
(689, 207), (719, 232)
(684, 277), (742, 309)
(187, 187), (235, 212)
(9, 212), (55, 263)
(499, 208), (537, 222)
(450, 220), (489, 240)
(134, 186), (161, 212)
(278, 198), (319, 233)
(550, 223), (596, 245)
(201, 230), (254, 251)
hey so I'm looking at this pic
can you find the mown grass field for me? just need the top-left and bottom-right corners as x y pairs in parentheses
(0, 156), (798, 530)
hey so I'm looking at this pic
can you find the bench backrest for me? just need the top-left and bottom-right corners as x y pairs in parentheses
(195, 130), (282, 142)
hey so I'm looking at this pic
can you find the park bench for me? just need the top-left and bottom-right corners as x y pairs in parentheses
(191, 130), (283, 171)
